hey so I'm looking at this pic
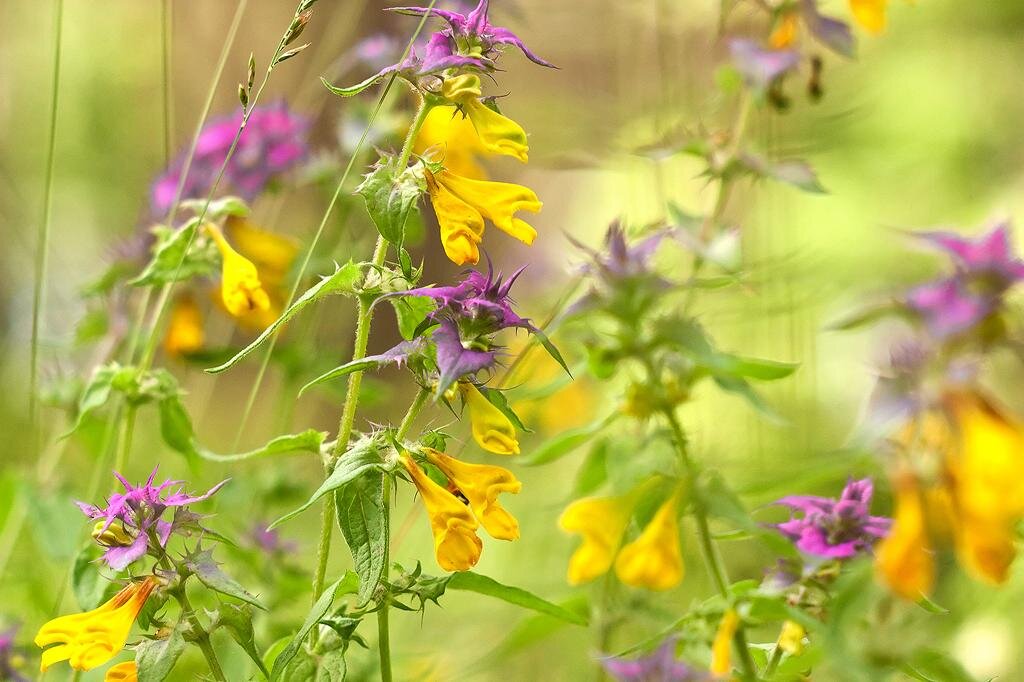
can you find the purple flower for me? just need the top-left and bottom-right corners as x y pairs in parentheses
(774, 479), (890, 559)
(798, 0), (855, 58)
(151, 103), (309, 217)
(249, 521), (298, 556)
(602, 638), (710, 682)
(906, 278), (991, 338)
(917, 222), (1024, 284)
(0, 626), (27, 682)
(77, 469), (228, 570)
(728, 40), (799, 91)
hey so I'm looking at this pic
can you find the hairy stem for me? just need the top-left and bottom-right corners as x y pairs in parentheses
(174, 589), (227, 682)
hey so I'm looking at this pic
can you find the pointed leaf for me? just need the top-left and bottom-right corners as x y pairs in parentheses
(184, 548), (264, 609)
(446, 572), (588, 625)
(197, 429), (326, 463)
(322, 73), (387, 98)
(136, 625), (187, 682)
(521, 413), (617, 466)
(336, 468), (389, 605)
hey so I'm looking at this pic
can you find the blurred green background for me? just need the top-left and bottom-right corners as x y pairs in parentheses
(2, 0), (1024, 679)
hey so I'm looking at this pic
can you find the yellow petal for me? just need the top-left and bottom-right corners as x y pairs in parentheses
(425, 173), (484, 266)
(425, 448), (522, 540)
(777, 620), (805, 655)
(460, 382), (520, 455)
(710, 608), (739, 676)
(205, 224), (271, 318)
(435, 170), (540, 246)
(441, 75), (528, 163)
(558, 491), (638, 585)
(849, 0), (886, 34)
(614, 493), (684, 591)
(414, 106), (489, 180)
(769, 11), (800, 49)
(105, 661), (139, 682)
(163, 294), (205, 357)
(225, 216), (299, 285)
(875, 476), (935, 600)
(403, 456), (483, 572)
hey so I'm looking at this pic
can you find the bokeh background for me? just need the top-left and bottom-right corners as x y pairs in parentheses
(2, 0), (1024, 679)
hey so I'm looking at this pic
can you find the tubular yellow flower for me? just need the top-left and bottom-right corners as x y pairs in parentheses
(424, 448), (522, 540)
(36, 577), (157, 672)
(403, 455), (483, 572)
(163, 294), (205, 357)
(425, 172), (485, 266)
(204, 223), (271, 318)
(777, 620), (805, 656)
(440, 74), (530, 163)
(460, 382), (520, 455)
(559, 490), (640, 585)
(849, 0), (886, 33)
(225, 216), (299, 288)
(105, 661), (138, 681)
(614, 493), (684, 591)
(769, 11), (799, 49)
(875, 474), (935, 600)
(710, 608), (739, 676)
(414, 106), (490, 180)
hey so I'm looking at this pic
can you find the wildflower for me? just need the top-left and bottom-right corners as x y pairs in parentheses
(849, 0), (887, 34)
(151, 103), (308, 216)
(602, 637), (710, 682)
(205, 223), (272, 318)
(105, 661), (138, 681)
(403, 455), (482, 571)
(414, 106), (490, 179)
(709, 609), (739, 677)
(223, 216), (299, 329)
(773, 478), (891, 559)
(615, 493), (684, 591)
(559, 489), (641, 585)
(460, 382), (520, 455)
(423, 447), (522, 539)
(439, 74), (529, 162)
(875, 473), (936, 600)
(728, 39), (799, 91)
(768, 1), (855, 58)
(76, 469), (227, 570)
(248, 521), (298, 556)
(35, 577), (157, 672)
(777, 620), (806, 655)
(425, 169), (541, 266)
(163, 294), (205, 357)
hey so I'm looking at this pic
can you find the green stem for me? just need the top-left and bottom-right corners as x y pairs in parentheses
(114, 405), (139, 473)
(174, 589), (227, 682)
(764, 643), (784, 679)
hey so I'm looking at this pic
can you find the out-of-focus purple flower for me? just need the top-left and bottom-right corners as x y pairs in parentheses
(917, 222), (1024, 284)
(798, 0), (855, 57)
(906, 278), (991, 339)
(0, 626), (27, 682)
(77, 469), (228, 570)
(249, 521), (298, 556)
(151, 103), (309, 217)
(774, 479), (890, 559)
(729, 39), (800, 91)
(602, 638), (710, 682)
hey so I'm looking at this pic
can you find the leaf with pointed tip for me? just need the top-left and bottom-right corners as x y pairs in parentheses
(521, 413), (618, 466)
(446, 572), (588, 625)
(322, 73), (388, 98)
(336, 468), (389, 605)
(212, 603), (270, 680)
(298, 339), (426, 397)
(198, 429), (326, 463)
(356, 157), (426, 248)
(477, 386), (531, 433)
(61, 364), (119, 439)
(184, 548), (264, 609)
(130, 219), (216, 287)
(136, 624), (187, 682)
(207, 261), (366, 374)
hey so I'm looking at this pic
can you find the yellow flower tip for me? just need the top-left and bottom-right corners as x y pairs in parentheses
(769, 11), (800, 49)
(440, 74), (530, 163)
(403, 455), (483, 572)
(415, 108), (490, 180)
(424, 448), (522, 541)
(205, 223), (272, 317)
(777, 620), (805, 656)
(559, 493), (637, 585)
(710, 609), (740, 676)
(224, 216), (299, 283)
(36, 577), (157, 673)
(849, 0), (886, 34)
(105, 661), (139, 682)
(460, 383), (521, 455)
(163, 294), (205, 357)
(614, 494), (684, 591)
(875, 475), (935, 600)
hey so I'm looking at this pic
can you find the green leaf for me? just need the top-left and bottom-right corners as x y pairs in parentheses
(270, 572), (360, 681)
(712, 375), (785, 423)
(213, 603), (271, 680)
(269, 437), (385, 529)
(159, 395), (199, 467)
(130, 219), (216, 287)
(61, 364), (119, 439)
(179, 195), (250, 219)
(447, 572), (588, 625)
(207, 261), (366, 374)
(715, 354), (798, 381)
(322, 73), (388, 98)
(198, 429), (326, 463)
(901, 649), (977, 682)
(389, 294), (434, 341)
(573, 439), (609, 496)
(316, 648), (347, 682)
(477, 386), (531, 433)
(183, 548), (264, 609)
(136, 625), (187, 682)
(335, 467), (389, 605)
(827, 302), (904, 331)
(915, 593), (950, 615)
(531, 326), (571, 376)
(72, 544), (118, 610)
(355, 157), (426, 248)
(520, 413), (616, 466)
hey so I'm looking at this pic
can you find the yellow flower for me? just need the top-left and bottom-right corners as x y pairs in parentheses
(36, 577), (157, 672)
(460, 382), (520, 455)
(414, 105), (490, 180)
(225, 216), (298, 287)
(105, 661), (139, 681)
(426, 169), (541, 266)
(205, 223), (271, 318)
(710, 608), (739, 676)
(849, 0), (887, 33)
(440, 74), (530, 163)
(614, 493), (684, 591)
(777, 620), (805, 656)
(769, 10), (800, 49)
(875, 474), (936, 600)
(403, 455), (482, 572)
(163, 294), (205, 357)
(559, 490), (640, 585)
(423, 448), (522, 540)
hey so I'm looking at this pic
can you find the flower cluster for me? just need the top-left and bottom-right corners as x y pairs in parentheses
(773, 478), (890, 560)
(151, 103), (308, 217)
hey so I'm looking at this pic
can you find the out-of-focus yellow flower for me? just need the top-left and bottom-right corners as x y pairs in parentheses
(163, 294), (205, 357)
(225, 215), (298, 287)
(414, 106), (489, 180)
(205, 223), (271, 318)
(403, 455), (482, 572)
(849, 0), (887, 33)
(440, 74), (529, 163)
(460, 382), (520, 455)
(777, 620), (805, 656)
(505, 343), (595, 434)
(876, 473), (936, 600)
(424, 448), (522, 540)
(769, 10), (800, 49)
(426, 169), (541, 266)
(35, 577), (157, 672)
(105, 661), (138, 681)
(614, 493), (684, 591)
(559, 489), (641, 586)
(710, 609), (739, 677)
